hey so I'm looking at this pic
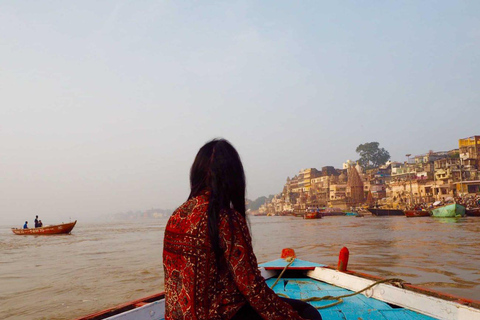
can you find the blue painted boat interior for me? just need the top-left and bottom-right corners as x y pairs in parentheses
(260, 259), (437, 320)
(267, 277), (436, 320)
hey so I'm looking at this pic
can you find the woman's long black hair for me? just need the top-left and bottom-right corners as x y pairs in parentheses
(188, 138), (246, 258)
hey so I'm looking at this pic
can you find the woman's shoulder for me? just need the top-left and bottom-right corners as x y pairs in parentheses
(170, 194), (209, 220)
(166, 197), (210, 236)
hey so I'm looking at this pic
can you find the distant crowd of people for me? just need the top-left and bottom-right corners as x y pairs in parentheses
(455, 194), (480, 209)
(23, 215), (43, 229)
(404, 194), (480, 211)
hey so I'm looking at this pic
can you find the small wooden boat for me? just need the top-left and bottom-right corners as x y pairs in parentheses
(368, 208), (405, 216)
(431, 204), (465, 218)
(466, 208), (480, 216)
(303, 211), (322, 219)
(404, 210), (431, 217)
(12, 221), (77, 235)
(73, 249), (480, 320)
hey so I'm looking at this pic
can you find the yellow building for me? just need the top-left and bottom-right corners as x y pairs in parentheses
(297, 168), (321, 191)
(457, 136), (480, 194)
(459, 136), (480, 164)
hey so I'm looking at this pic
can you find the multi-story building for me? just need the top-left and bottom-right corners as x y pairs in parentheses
(329, 172), (347, 201)
(459, 136), (480, 165)
(414, 151), (449, 165)
(365, 162), (392, 200)
(297, 168), (321, 192)
(457, 136), (480, 194)
(310, 176), (329, 206)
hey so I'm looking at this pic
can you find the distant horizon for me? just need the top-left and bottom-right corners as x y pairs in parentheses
(0, 135), (473, 226)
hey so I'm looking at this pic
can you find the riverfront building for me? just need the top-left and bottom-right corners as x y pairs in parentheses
(257, 135), (480, 215)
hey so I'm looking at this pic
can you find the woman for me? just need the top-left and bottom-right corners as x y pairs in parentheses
(163, 139), (321, 320)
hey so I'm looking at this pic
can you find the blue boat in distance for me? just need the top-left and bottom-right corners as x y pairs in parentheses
(431, 203), (466, 218)
(345, 211), (364, 217)
(74, 249), (480, 320)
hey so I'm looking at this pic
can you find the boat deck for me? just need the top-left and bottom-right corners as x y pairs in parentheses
(260, 259), (437, 320)
(266, 277), (435, 320)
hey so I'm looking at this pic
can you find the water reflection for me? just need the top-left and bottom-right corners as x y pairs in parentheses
(431, 217), (467, 224)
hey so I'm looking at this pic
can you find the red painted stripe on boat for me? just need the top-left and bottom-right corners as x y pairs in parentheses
(73, 292), (165, 320)
(264, 266), (316, 270)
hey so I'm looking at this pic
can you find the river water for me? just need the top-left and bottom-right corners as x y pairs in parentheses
(1, 215), (479, 320)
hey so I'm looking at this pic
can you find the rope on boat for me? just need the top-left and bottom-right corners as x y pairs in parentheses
(303, 277), (406, 310)
(270, 258), (406, 310)
(270, 257), (296, 291)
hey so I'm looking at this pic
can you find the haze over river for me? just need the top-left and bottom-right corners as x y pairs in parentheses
(1, 215), (479, 320)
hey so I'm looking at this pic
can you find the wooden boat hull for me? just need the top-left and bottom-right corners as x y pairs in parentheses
(431, 204), (466, 218)
(368, 208), (405, 216)
(405, 210), (431, 217)
(304, 212), (322, 219)
(466, 208), (480, 216)
(12, 221), (77, 235)
(322, 211), (344, 216)
(74, 255), (480, 320)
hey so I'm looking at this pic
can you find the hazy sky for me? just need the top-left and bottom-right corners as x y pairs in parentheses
(1, 1), (479, 224)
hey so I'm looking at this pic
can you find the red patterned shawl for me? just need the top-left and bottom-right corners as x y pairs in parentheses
(163, 192), (304, 320)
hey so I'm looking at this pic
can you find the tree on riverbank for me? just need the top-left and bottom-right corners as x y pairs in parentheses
(356, 142), (390, 169)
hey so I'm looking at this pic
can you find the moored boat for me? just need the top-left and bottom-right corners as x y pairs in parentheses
(368, 208), (405, 216)
(11, 221), (77, 235)
(405, 210), (431, 217)
(466, 208), (480, 216)
(73, 249), (480, 320)
(431, 204), (466, 218)
(304, 211), (322, 219)
(322, 207), (344, 216)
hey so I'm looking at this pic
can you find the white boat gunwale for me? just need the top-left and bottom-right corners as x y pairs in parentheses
(307, 266), (480, 320)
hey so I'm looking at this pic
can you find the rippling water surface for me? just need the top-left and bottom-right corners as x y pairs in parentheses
(1, 216), (479, 320)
